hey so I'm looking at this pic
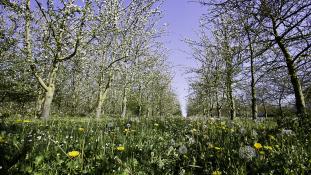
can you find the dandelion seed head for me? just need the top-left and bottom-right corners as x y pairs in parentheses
(178, 145), (188, 154)
(239, 146), (256, 161)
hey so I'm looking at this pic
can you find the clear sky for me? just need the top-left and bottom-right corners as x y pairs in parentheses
(160, 0), (206, 116)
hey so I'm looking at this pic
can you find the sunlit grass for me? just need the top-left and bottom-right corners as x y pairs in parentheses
(0, 116), (310, 174)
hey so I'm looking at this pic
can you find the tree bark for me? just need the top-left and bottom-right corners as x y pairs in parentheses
(41, 87), (55, 119)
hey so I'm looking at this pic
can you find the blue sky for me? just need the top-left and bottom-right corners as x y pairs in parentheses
(160, 0), (206, 116)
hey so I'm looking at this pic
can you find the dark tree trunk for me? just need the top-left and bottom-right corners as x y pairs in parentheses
(246, 29), (258, 120)
(271, 17), (306, 117)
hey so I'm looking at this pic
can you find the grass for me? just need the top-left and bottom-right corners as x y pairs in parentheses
(0, 116), (310, 174)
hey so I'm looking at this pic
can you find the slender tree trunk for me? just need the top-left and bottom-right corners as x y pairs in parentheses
(278, 88), (285, 118)
(226, 64), (236, 120)
(71, 72), (79, 114)
(246, 29), (258, 120)
(216, 90), (221, 118)
(208, 96), (213, 118)
(147, 96), (151, 117)
(215, 63), (221, 118)
(262, 99), (268, 118)
(228, 83), (236, 120)
(223, 34), (236, 120)
(138, 85), (142, 117)
(95, 73), (113, 118)
(121, 87), (127, 118)
(203, 98), (208, 117)
(216, 103), (221, 118)
(271, 17), (306, 117)
(147, 107), (151, 117)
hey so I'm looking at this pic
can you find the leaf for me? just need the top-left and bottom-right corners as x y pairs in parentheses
(34, 155), (44, 165)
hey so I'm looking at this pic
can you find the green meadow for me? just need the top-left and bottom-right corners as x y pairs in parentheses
(0, 116), (310, 175)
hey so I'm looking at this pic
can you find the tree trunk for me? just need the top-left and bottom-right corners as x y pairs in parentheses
(226, 67), (236, 120)
(138, 86), (142, 117)
(215, 90), (221, 118)
(246, 29), (258, 120)
(41, 87), (55, 119)
(228, 84), (236, 120)
(147, 107), (151, 117)
(215, 62), (221, 118)
(262, 99), (268, 118)
(278, 42), (306, 116)
(95, 86), (109, 118)
(278, 88), (285, 118)
(95, 72), (113, 118)
(121, 87), (127, 118)
(271, 17), (306, 117)
(208, 97), (214, 118)
(216, 104), (221, 118)
(223, 33), (236, 120)
(40, 61), (59, 119)
(35, 91), (44, 117)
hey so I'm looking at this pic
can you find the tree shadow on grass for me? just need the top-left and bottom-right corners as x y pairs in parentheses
(0, 121), (34, 175)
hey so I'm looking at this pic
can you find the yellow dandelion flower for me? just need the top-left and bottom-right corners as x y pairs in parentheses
(116, 146), (125, 151)
(212, 170), (222, 175)
(23, 120), (31, 123)
(78, 128), (85, 132)
(124, 128), (130, 132)
(67, 151), (80, 158)
(263, 145), (273, 150)
(254, 143), (262, 149)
